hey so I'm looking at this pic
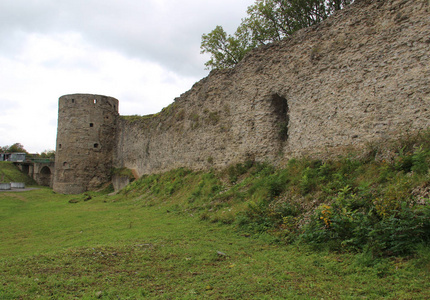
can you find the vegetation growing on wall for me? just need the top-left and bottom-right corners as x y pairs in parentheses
(120, 102), (188, 132)
(201, 0), (354, 69)
(111, 167), (135, 181)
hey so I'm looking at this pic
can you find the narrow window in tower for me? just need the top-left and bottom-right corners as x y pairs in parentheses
(93, 99), (97, 104)
(94, 143), (99, 148)
(59, 144), (62, 149)
(90, 123), (94, 127)
(71, 99), (75, 103)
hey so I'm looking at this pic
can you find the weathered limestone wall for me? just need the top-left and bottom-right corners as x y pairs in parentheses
(53, 94), (119, 194)
(114, 0), (430, 178)
(266, 0), (430, 157)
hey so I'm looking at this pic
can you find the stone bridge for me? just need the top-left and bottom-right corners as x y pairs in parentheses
(15, 161), (55, 187)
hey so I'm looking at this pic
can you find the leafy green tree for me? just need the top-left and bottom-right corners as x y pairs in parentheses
(40, 150), (55, 159)
(200, 25), (254, 70)
(201, 0), (353, 70)
(1, 143), (28, 153)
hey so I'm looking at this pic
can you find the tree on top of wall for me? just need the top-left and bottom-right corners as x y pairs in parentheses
(201, 0), (354, 70)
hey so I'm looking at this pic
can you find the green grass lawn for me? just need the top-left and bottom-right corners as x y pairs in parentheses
(1, 188), (429, 299)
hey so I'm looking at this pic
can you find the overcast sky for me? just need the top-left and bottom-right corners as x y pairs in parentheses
(0, 0), (254, 153)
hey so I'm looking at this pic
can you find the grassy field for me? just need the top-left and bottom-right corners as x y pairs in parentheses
(0, 187), (429, 299)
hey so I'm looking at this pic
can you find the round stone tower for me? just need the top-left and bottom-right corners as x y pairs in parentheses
(53, 94), (119, 194)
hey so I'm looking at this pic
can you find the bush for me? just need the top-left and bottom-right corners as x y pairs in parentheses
(301, 190), (430, 256)
(368, 203), (430, 256)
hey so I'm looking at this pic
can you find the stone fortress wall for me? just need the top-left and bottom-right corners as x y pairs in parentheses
(54, 0), (430, 193)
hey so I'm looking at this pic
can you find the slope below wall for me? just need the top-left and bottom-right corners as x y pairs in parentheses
(114, 0), (430, 177)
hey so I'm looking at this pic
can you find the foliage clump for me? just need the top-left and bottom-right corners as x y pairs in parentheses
(0, 143), (28, 153)
(111, 167), (135, 180)
(201, 0), (354, 69)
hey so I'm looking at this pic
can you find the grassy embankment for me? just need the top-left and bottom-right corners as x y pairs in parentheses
(1, 132), (430, 299)
(0, 162), (36, 185)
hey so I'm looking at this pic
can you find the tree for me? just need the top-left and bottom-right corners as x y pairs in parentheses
(40, 150), (55, 159)
(201, 0), (354, 70)
(200, 25), (253, 70)
(1, 143), (28, 153)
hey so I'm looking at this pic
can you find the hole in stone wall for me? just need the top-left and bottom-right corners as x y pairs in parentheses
(94, 143), (99, 148)
(71, 99), (75, 103)
(271, 94), (289, 141)
(90, 123), (94, 127)
(93, 99), (97, 104)
(59, 144), (62, 149)
(63, 162), (68, 168)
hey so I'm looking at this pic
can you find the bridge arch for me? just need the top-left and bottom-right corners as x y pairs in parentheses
(40, 166), (52, 175)
(38, 165), (52, 186)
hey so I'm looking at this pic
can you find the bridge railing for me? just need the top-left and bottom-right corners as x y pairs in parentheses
(29, 158), (55, 163)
